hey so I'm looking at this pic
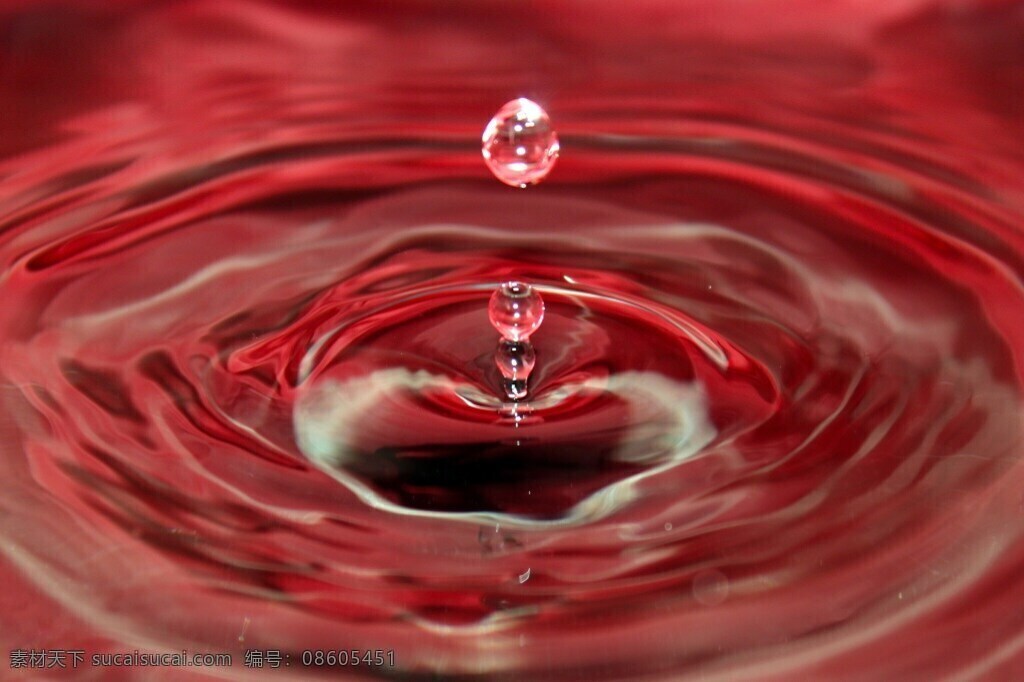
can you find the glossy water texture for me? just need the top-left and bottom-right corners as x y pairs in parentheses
(2, 2), (1024, 680)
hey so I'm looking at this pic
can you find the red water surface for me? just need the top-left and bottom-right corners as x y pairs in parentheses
(2, 1), (1024, 680)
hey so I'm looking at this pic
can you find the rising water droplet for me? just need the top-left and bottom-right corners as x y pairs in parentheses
(497, 341), (537, 402)
(488, 281), (545, 342)
(489, 281), (544, 402)
(481, 98), (559, 188)
(495, 340), (536, 381)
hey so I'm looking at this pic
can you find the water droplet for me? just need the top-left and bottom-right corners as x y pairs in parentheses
(488, 281), (544, 342)
(518, 567), (532, 584)
(504, 378), (528, 401)
(481, 98), (559, 188)
(495, 340), (536, 381)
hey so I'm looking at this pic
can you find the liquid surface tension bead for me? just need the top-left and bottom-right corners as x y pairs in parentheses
(481, 98), (559, 188)
(495, 340), (536, 381)
(489, 281), (545, 402)
(488, 281), (545, 342)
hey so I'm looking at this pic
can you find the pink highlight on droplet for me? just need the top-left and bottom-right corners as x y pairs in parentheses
(488, 281), (545, 342)
(481, 98), (560, 188)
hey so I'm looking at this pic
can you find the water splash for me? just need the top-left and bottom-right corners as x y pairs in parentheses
(489, 281), (545, 400)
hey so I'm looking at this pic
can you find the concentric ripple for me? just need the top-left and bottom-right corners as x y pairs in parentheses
(2, 1), (1024, 680)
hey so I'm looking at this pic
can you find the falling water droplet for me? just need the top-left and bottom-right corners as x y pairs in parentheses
(488, 281), (545, 342)
(481, 98), (559, 188)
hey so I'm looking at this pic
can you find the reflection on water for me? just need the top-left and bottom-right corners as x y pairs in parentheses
(1, 1), (1024, 679)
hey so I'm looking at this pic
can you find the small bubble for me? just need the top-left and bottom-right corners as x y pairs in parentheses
(488, 281), (544, 342)
(692, 569), (729, 606)
(482, 98), (559, 188)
